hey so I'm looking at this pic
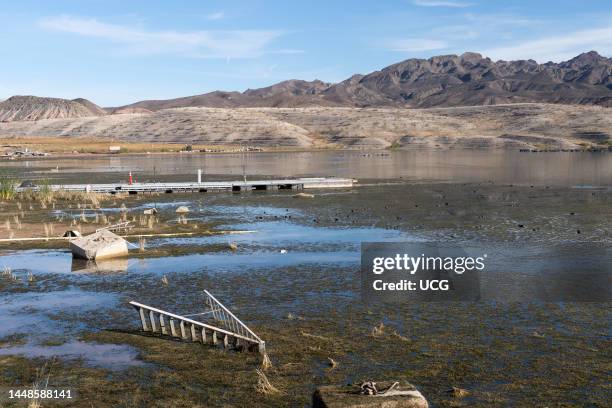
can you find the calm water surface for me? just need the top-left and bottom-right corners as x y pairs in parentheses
(3, 150), (611, 186)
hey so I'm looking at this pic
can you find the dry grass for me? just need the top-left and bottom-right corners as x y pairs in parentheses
(391, 329), (411, 342)
(371, 322), (385, 337)
(327, 357), (338, 370)
(300, 331), (330, 342)
(0, 136), (244, 154)
(261, 352), (273, 371)
(2, 266), (19, 282)
(26, 358), (56, 408)
(17, 188), (105, 207)
(255, 369), (281, 395)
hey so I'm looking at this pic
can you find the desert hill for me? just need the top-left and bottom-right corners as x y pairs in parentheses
(0, 96), (106, 122)
(1, 103), (610, 150)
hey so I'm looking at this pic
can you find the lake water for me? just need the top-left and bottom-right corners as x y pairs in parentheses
(3, 150), (612, 186)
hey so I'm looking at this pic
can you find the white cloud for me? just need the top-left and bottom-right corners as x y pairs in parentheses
(205, 11), (224, 21)
(413, 0), (473, 7)
(483, 26), (612, 62)
(38, 15), (285, 59)
(386, 38), (448, 52)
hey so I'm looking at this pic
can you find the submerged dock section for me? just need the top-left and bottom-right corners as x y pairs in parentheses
(19, 177), (355, 195)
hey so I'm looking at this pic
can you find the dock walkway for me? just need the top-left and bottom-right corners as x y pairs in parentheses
(17, 177), (355, 195)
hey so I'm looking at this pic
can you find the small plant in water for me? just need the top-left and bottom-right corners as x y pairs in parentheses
(2, 266), (19, 282)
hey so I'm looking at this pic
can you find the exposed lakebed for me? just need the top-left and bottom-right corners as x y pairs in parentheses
(0, 151), (610, 407)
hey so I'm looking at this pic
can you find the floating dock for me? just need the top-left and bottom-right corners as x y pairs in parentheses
(18, 177), (355, 195)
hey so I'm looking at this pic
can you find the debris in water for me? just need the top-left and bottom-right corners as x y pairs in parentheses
(69, 229), (128, 260)
(313, 381), (428, 408)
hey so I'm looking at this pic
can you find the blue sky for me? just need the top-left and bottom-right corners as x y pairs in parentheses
(1, 0), (611, 106)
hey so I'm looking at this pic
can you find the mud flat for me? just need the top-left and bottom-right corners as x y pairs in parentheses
(0, 152), (610, 407)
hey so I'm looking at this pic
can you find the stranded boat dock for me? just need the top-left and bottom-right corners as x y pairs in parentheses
(17, 177), (356, 195)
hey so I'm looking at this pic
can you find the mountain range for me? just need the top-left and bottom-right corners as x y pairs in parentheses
(115, 51), (611, 112)
(0, 51), (609, 123)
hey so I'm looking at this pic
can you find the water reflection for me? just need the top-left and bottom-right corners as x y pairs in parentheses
(3, 150), (611, 186)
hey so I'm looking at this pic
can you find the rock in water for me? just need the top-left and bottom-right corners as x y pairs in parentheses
(69, 229), (128, 260)
(313, 381), (428, 408)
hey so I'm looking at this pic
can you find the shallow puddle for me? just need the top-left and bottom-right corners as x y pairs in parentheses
(0, 289), (141, 368)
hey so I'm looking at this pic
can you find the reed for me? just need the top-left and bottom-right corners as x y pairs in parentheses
(18, 187), (104, 206)
(28, 358), (55, 408)
(255, 369), (281, 395)
(0, 171), (17, 200)
(371, 322), (385, 337)
(2, 266), (18, 282)
(13, 215), (21, 230)
(327, 357), (338, 370)
(261, 352), (273, 371)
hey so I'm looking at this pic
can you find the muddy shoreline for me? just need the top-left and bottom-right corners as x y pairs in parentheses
(0, 178), (610, 407)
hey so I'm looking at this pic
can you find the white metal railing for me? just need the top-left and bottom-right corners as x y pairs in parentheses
(204, 290), (263, 344)
(129, 293), (265, 353)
